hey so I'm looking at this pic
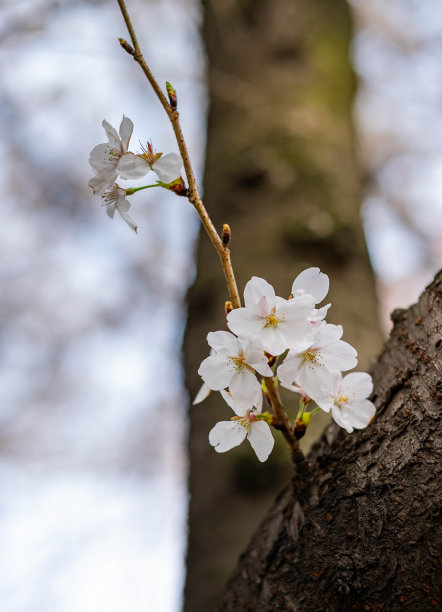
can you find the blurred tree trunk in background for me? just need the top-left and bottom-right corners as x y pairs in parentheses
(183, 0), (383, 609)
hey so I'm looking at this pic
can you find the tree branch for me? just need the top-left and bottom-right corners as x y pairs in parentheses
(116, 0), (241, 309)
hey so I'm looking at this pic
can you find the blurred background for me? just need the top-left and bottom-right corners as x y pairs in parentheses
(0, 0), (441, 611)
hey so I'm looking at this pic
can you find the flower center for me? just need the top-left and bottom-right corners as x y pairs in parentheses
(232, 412), (259, 428)
(335, 394), (349, 407)
(101, 190), (117, 204)
(229, 356), (246, 371)
(140, 141), (162, 166)
(264, 308), (281, 328)
(303, 349), (320, 365)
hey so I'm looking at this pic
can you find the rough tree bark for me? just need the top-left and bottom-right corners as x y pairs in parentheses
(219, 271), (442, 611)
(184, 0), (383, 610)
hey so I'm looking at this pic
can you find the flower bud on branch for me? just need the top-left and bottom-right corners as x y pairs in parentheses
(166, 81), (177, 110)
(225, 301), (233, 315)
(118, 37), (135, 55)
(222, 223), (231, 248)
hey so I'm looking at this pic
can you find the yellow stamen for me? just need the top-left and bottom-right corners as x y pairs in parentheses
(229, 356), (246, 371)
(335, 394), (349, 407)
(264, 308), (281, 328)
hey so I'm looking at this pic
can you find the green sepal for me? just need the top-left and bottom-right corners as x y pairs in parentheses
(257, 412), (274, 425)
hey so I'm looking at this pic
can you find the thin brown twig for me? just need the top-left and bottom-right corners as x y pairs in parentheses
(116, 0), (241, 309)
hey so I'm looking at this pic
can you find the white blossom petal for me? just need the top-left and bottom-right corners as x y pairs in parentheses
(242, 339), (273, 377)
(249, 359), (273, 378)
(101, 185), (137, 232)
(119, 115), (134, 153)
(102, 119), (121, 148)
(117, 207), (138, 233)
(193, 383), (211, 405)
(254, 389), (263, 413)
(332, 399), (375, 432)
(206, 330), (240, 356)
(220, 389), (247, 416)
(320, 340), (358, 371)
(152, 152), (183, 183)
(226, 308), (263, 338)
(198, 353), (232, 390)
(243, 277), (276, 311)
(277, 296), (316, 345)
(292, 267), (329, 303)
(311, 303), (331, 322)
(247, 421), (274, 462)
(117, 153), (150, 180)
(313, 396), (333, 412)
(88, 167), (118, 195)
(220, 389), (262, 416)
(89, 143), (120, 173)
(256, 326), (285, 356)
(277, 353), (304, 388)
(314, 323), (343, 345)
(209, 421), (247, 453)
(229, 369), (261, 407)
(343, 372), (373, 400)
(296, 365), (337, 403)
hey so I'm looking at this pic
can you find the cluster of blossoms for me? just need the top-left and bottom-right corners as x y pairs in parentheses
(88, 116), (183, 232)
(195, 268), (376, 462)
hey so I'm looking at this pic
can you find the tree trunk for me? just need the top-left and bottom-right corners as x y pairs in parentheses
(219, 271), (442, 611)
(183, 0), (383, 609)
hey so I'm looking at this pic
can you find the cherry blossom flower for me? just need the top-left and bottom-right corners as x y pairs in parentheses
(313, 371), (376, 432)
(198, 331), (272, 409)
(209, 390), (274, 462)
(88, 116), (148, 195)
(226, 277), (316, 356)
(101, 185), (137, 233)
(277, 322), (357, 399)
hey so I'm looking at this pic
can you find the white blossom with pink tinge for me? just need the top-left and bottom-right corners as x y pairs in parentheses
(227, 277), (316, 356)
(277, 322), (357, 400)
(101, 185), (137, 233)
(88, 116), (148, 195)
(313, 371), (376, 432)
(198, 331), (272, 410)
(209, 389), (274, 462)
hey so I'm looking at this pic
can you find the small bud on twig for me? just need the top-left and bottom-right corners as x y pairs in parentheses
(119, 38), (135, 55)
(166, 82), (177, 110)
(294, 420), (307, 440)
(222, 223), (231, 247)
(225, 301), (233, 315)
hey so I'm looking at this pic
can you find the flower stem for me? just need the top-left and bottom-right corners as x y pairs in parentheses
(309, 407), (322, 416)
(264, 376), (305, 465)
(125, 184), (161, 195)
